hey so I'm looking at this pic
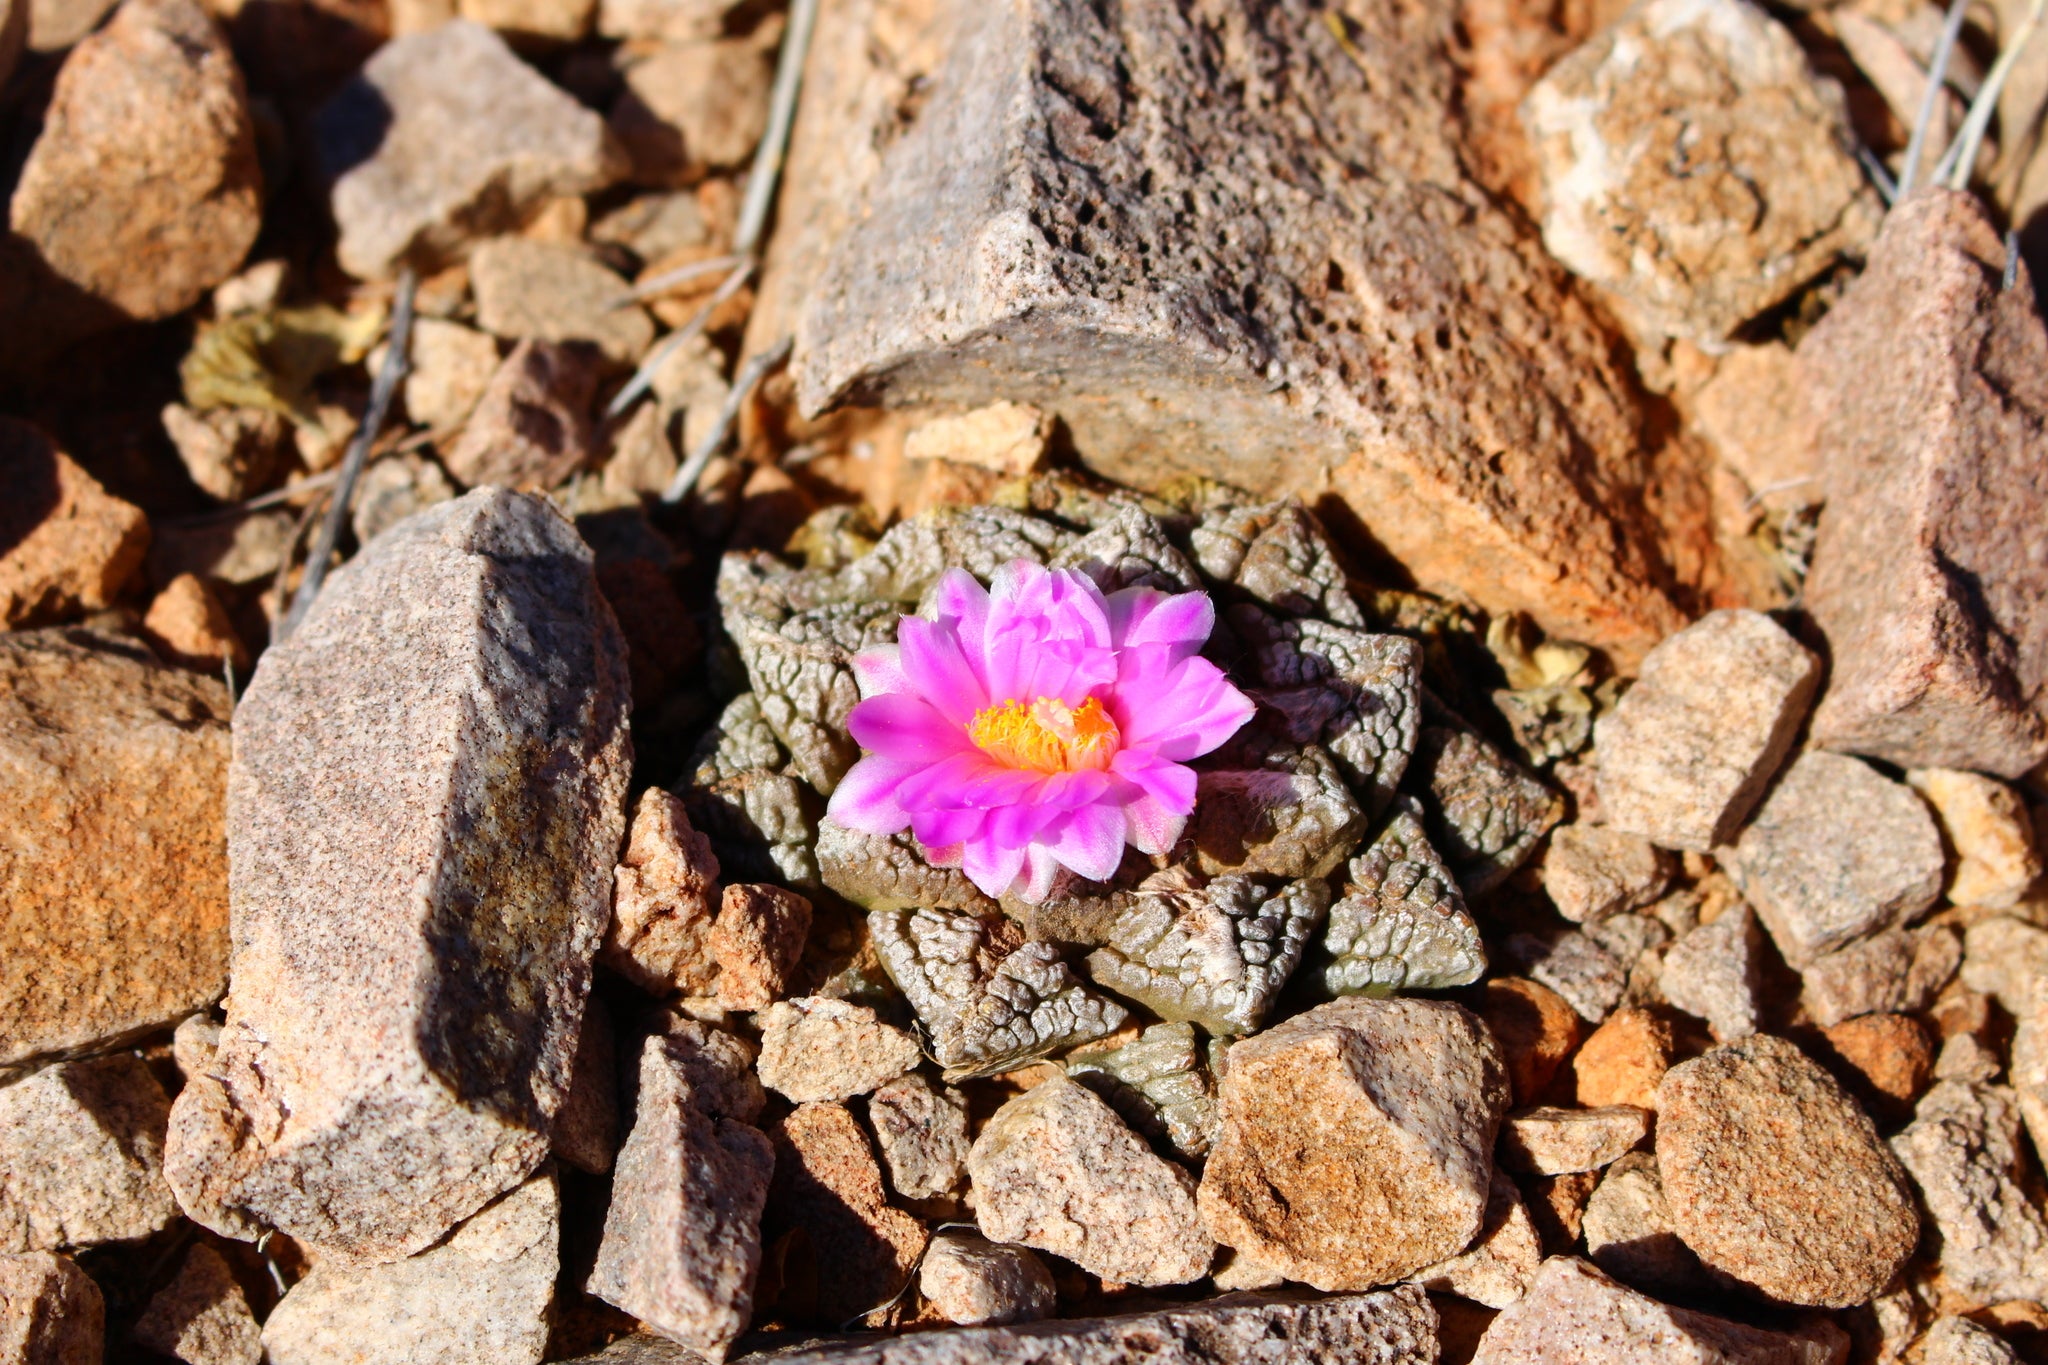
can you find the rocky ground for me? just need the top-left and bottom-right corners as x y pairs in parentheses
(3, 0), (2048, 1362)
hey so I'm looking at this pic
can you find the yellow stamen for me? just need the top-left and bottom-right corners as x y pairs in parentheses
(968, 696), (1120, 773)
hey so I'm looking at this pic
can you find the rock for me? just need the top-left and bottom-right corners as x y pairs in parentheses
(142, 573), (248, 674)
(1690, 343), (1823, 511)
(611, 38), (773, 184)
(132, 1243), (261, 1365)
(147, 511), (289, 593)
(165, 489), (631, 1263)
(1525, 1172), (1599, 1254)
(457, 0), (592, 42)
(0, 1252), (101, 1365)
(0, 628), (229, 1071)
(1800, 926), (1960, 1028)
(1541, 826), (1672, 925)
(904, 403), (1050, 476)
(0, 1053), (177, 1251)
(1409, 1170), (1544, 1310)
(7, 0), (261, 323)
(596, 0), (733, 39)
(400, 319), (502, 432)
(1519, 0), (1876, 345)
(1477, 978), (1583, 1108)
(1934, 1032), (2003, 1085)
(161, 405), (286, 503)
(1723, 751), (1946, 968)
(1571, 1008), (1673, 1112)
(867, 1073), (970, 1201)
(602, 788), (721, 996)
(1317, 799), (1486, 996)
(1065, 1021), (1219, 1162)
(174, 1014), (221, 1080)
(1961, 916), (2048, 1014)
(318, 21), (625, 279)
(470, 239), (653, 367)
(1503, 931), (1627, 1025)
(1819, 1014), (1934, 1121)
(1582, 1153), (1709, 1298)
(969, 1076), (1211, 1288)
(652, 1019), (765, 1127)
(441, 339), (602, 490)
(764, 1101), (928, 1325)
(1593, 610), (1820, 853)
(755, 998), (919, 1104)
(2014, 1001), (2048, 1172)
(710, 883), (812, 1011)
(1498, 1106), (1649, 1177)
(1919, 1317), (2023, 1365)
(1907, 770), (2044, 909)
(1198, 996), (1509, 1291)
(1800, 190), (2048, 776)
(1660, 904), (1766, 1040)
(588, 1035), (772, 1363)
(768, 0), (1702, 661)
(1408, 725), (1563, 895)
(261, 1173), (558, 1365)
(1890, 1082), (2048, 1308)
(553, 1002), (618, 1175)
(0, 421), (150, 628)
(1657, 1033), (1919, 1307)
(1468, 1256), (1848, 1364)
(918, 1232), (1055, 1328)
(353, 454), (459, 546)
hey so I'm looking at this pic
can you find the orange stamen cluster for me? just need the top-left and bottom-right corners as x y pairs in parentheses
(968, 696), (1121, 773)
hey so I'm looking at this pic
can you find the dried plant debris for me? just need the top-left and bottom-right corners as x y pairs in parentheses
(816, 821), (999, 915)
(1048, 505), (1200, 594)
(1067, 1021), (1221, 1160)
(1086, 875), (1329, 1036)
(683, 692), (820, 887)
(1409, 720), (1564, 895)
(838, 504), (1075, 605)
(1189, 739), (1367, 880)
(870, 908), (1129, 1080)
(1188, 499), (1366, 627)
(1321, 798), (1486, 996)
(1485, 613), (1602, 766)
(1231, 605), (1422, 816)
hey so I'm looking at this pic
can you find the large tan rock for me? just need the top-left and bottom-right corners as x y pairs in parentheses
(0, 419), (149, 629)
(132, 1243), (261, 1365)
(1197, 995), (1509, 1291)
(0, 627), (228, 1072)
(0, 1252), (102, 1365)
(0, 1053), (178, 1252)
(756, 0), (1709, 660)
(165, 488), (631, 1264)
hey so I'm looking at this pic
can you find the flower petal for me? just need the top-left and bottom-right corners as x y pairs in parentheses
(1111, 750), (1198, 854)
(1041, 799), (1128, 884)
(825, 755), (924, 835)
(1019, 843), (1062, 903)
(897, 616), (988, 725)
(981, 561), (1115, 705)
(1111, 655), (1256, 760)
(1105, 587), (1214, 660)
(852, 644), (910, 699)
(960, 833), (1028, 900)
(846, 694), (973, 764)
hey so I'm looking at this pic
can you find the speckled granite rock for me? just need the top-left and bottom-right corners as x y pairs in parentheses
(0, 1251), (102, 1365)
(0, 1052), (177, 1252)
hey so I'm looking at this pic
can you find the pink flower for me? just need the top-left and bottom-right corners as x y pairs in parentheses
(827, 560), (1256, 903)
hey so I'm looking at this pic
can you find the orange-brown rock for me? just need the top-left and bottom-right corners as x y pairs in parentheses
(1818, 1013), (1934, 1122)
(1477, 977), (1584, 1107)
(0, 628), (229, 1072)
(763, 1101), (927, 1326)
(0, 419), (149, 629)
(1571, 1008), (1675, 1112)
(142, 573), (248, 673)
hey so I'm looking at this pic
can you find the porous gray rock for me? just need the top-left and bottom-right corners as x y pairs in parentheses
(1320, 797), (1485, 997)
(165, 488), (631, 1263)
(588, 1035), (772, 1363)
(1581, 1152), (1710, 1299)
(917, 1232), (1056, 1328)
(1407, 1169), (1543, 1309)
(1498, 1106), (1650, 1177)
(1799, 925), (1960, 1028)
(1722, 750), (1945, 968)
(1656, 1034), (1919, 1307)
(1889, 1082), (2048, 1308)
(0, 1251), (102, 1365)
(1800, 190), (2048, 778)
(1593, 610), (1820, 853)
(1197, 996), (1509, 1291)
(0, 1053), (177, 1253)
(867, 1073), (970, 1200)
(1541, 825), (1672, 925)
(132, 1243), (261, 1365)
(1066, 1021), (1219, 1162)
(969, 1076), (1213, 1288)
(317, 21), (626, 278)
(754, 998), (920, 1104)
(1919, 1317), (2023, 1365)
(261, 1172), (558, 1365)
(1659, 905), (1766, 1040)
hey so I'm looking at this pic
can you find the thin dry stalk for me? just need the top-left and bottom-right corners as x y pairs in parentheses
(661, 336), (793, 503)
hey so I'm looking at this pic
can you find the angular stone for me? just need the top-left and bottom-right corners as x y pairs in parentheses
(2014, 999), (2048, 1172)
(969, 1076), (1212, 1288)
(353, 454), (458, 546)
(1198, 996), (1509, 1291)
(755, 998), (919, 1104)
(317, 21), (625, 279)
(0, 628), (229, 1072)
(588, 1035), (772, 1363)
(143, 573), (248, 673)
(458, 0), (592, 42)
(1889, 1082), (2048, 1308)
(1960, 916), (2048, 1015)
(1503, 931), (1627, 1025)
(1319, 798), (1485, 996)
(0, 421), (149, 629)
(1499, 1106), (1650, 1177)
(1477, 977), (1583, 1108)
(1800, 925), (1959, 1028)
(611, 38), (773, 184)
(655, 1019), (766, 1126)
(710, 884), (812, 1011)
(763, 1102), (927, 1326)
(400, 318), (501, 433)
(1409, 725), (1563, 895)
(1541, 826), (1672, 925)
(918, 1232), (1055, 1328)
(0, 1053), (176, 1252)
(174, 1014), (222, 1082)
(470, 239), (653, 367)
(1594, 610), (1820, 853)
(872, 908), (1127, 1080)
(261, 1173), (557, 1365)
(162, 404), (286, 504)
(1582, 1153), (1709, 1299)
(1907, 769), (2044, 910)
(553, 1002), (618, 1176)
(1066, 1021), (1219, 1162)
(1723, 751), (1945, 968)
(1660, 905), (1765, 1041)
(165, 489), (631, 1263)
(867, 1073), (970, 1201)
(7, 0), (261, 322)
(1520, 0), (1876, 344)
(0, 1252), (102, 1365)
(442, 340), (602, 491)
(770, 0), (1699, 660)
(905, 403), (1050, 477)
(1690, 342), (1823, 512)
(1920, 1317), (2024, 1365)
(133, 1243), (261, 1365)
(1409, 1169), (1543, 1310)
(1657, 1034), (1919, 1307)
(603, 788), (721, 997)
(1469, 1256), (1848, 1364)
(1819, 1013), (1933, 1122)
(1086, 875), (1328, 1036)
(1800, 190), (2048, 778)
(1571, 1008), (1673, 1112)
(597, 0), (739, 42)
(1188, 740), (1366, 882)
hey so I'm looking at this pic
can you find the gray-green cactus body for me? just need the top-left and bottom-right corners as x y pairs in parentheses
(1321, 797), (1486, 995)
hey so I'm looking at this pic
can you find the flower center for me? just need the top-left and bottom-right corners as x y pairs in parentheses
(968, 696), (1121, 773)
